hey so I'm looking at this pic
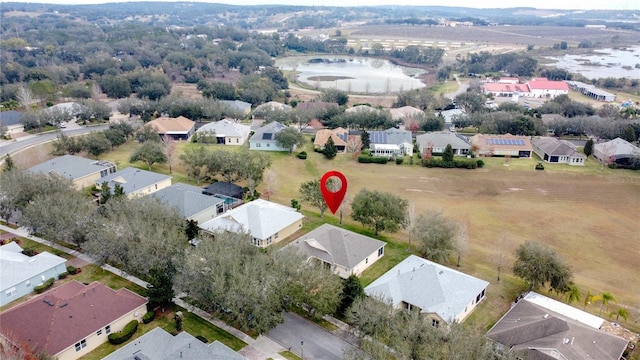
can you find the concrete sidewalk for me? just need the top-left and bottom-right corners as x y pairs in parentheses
(0, 224), (286, 360)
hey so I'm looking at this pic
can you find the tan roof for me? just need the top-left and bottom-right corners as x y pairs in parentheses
(314, 128), (348, 148)
(0, 281), (147, 356)
(147, 116), (195, 134)
(470, 133), (533, 152)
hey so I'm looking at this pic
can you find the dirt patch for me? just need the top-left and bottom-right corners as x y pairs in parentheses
(66, 257), (90, 268)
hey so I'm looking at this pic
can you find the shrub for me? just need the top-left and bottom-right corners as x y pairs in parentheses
(67, 265), (78, 275)
(142, 311), (155, 324)
(395, 157), (404, 165)
(108, 320), (138, 345)
(297, 151), (307, 159)
(196, 335), (208, 343)
(34, 278), (55, 294)
(357, 155), (388, 164)
(58, 272), (69, 279)
(476, 159), (485, 168)
(21, 248), (38, 256)
(422, 157), (478, 169)
(535, 162), (545, 170)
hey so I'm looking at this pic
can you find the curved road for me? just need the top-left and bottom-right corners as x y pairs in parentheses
(0, 125), (109, 157)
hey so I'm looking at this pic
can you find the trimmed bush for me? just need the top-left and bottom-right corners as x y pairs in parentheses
(34, 278), (55, 294)
(108, 320), (138, 345)
(535, 162), (545, 170)
(357, 155), (388, 164)
(395, 157), (404, 165)
(22, 248), (38, 256)
(67, 266), (78, 275)
(142, 311), (155, 324)
(296, 151), (307, 159)
(58, 272), (69, 280)
(422, 158), (478, 169)
(196, 335), (208, 343)
(476, 159), (485, 168)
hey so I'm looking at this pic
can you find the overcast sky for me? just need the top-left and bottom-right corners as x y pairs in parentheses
(4, 0), (638, 10)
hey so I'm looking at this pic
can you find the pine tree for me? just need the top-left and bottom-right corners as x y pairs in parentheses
(584, 139), (594, 157)
(323, 136), (338, 159)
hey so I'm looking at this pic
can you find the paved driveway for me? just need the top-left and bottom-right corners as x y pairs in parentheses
(267, 312), (358, 360)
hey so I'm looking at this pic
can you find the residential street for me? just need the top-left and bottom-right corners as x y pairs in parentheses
(0, 125), (110, 157)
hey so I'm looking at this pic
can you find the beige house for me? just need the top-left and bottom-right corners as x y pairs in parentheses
(313, 127), (349, 152)
(286, 224), (386, 278)
(199, 199), (304, 247)
(29, 155), (117, 190)
(97, 167), (172, 198)
(365, 255), (489, 327)
(0, 281), (147, 360)
(470, 134), (533, 158)
(147, 116), (196, 141)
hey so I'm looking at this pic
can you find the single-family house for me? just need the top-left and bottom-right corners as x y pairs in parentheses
(199, 199), (304, 248)
(345, 105), (381, 115)
(567, 81), (616, 102)
(0, 242), (67, 306)
(470, 134), (533, 158)
(416, 131), (471, 157)
(531, 137), (585, 165)
(150, 183), (227, 223)
(389, 106), (423, 122)
(202, 181), (245, 200)
(196, 119), (251, 145)
(482, 83), (531, 97)
(97, 167), (172, 198)
(0, 281), (147, 360)
(147, 116), (196, 141)
(365, 255), (489, 327)
(314, 127), (349, 152)
(527, 78), (569, 98)
(249, 121), (291, 151)
(286, 224), (386, 278)
(487, 292), (628, 360)
(593, 137), (640, 166)
(29, 155), (117, 190)
(253, 101), (291, 113)
(102, 327), (247, 360)
(0, 110), (24, 137)
(369, 128), (413, 157)
(220, 100), (252, 115)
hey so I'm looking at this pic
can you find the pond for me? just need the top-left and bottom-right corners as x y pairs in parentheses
(544, 46), (640, 80)
(276, 56), (426, 94)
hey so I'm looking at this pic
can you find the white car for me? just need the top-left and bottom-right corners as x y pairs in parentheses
(57, 122), (67, 128)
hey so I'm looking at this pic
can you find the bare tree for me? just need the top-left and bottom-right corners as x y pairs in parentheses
(406, 202), (417, 251)
(263, 169), (278, 201)
(16, 85), (35, 109)
(161, 135), (177, 174)
(496, 234), (509, 282)
(455, 221), (469, 267)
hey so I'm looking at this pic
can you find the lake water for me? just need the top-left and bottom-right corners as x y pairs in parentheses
(545, 46), (640, 80)
(276, 56), (426, 94)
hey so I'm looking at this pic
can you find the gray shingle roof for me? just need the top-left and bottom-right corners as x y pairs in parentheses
(531, 137), (584, 158)
(102, 327), (247, 360)
(416, 131), (471, 150)
(197, 119), (251, 138)
(1, 243), (67, 291)
(286, 224), (385, 270)
(250, 121), (287, 141)
(150, 183), (224, 219)
(487, 295), (628, 360)
(98, 167), (171, 195)
(29, 155), (115, 181)
(595, 137), (640, 157)
(365, 255), (489, 323)
(369, 128), (412, 145)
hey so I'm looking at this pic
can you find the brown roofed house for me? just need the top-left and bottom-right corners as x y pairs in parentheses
(470, 133), (533, 158)
(314, 128), (349, 152)
(0, 281), (148, 360)
(147, 116), (196, 140)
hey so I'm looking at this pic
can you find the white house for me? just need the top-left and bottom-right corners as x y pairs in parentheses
(199, 199), (304, 247)
(249, 121), (291, 151)
(369, 128), (413, 157)
(416, 131), (471, 156)
(593, 137), (640, 165)
(97, 167), (172, 199)
(196, 119), (251, 145)
(365, 255), (489, 327)
(531, 137), (585, 165)
(286, 224), (386, 278)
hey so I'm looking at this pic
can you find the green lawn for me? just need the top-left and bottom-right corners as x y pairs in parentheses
(278, 350), (302, 360)
(72, 264), (147, 296)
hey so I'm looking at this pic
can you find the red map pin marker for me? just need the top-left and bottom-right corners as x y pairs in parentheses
(320, 171), (348, 215)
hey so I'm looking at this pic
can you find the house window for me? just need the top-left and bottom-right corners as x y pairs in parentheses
(105, 325), (111, 334)
(378, 247), (384, 257)
(256, 143), (261, 148)
(155, 184), (158, 190)
(431, 319), (440, 328)
(97, 329), (102, 336)
(267, 143), (270, 147)
(236, 138), (239, 143)
(6, 287), (16, 297)
(75, 339), (87, 352)
(274, 232), (279, 239)
(365, 257), (368, 264)
(25, 280), (31, 288)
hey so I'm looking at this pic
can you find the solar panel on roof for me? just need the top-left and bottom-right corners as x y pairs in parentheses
(262, 133), (272, 140)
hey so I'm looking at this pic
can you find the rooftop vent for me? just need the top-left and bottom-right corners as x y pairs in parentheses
(43, 299), (54, 306)
(59, 302), (68, 308)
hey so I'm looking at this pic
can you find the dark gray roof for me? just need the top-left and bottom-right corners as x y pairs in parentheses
(29, 155), (115, 181)
(150, 183), (224, 219)
(98, 167), (171, 194)
(531, 137), (584, 158)
(0, 111), (22, 126)
(287, 224), (386, 270)
(203, 182), (244, 199)
(102, 327), (247, 360)
(250, 121), (287, 141)
(487, 298), (628, 360)
(369, 128), (412, 145)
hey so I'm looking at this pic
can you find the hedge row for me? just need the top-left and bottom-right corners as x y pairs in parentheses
(34, 278), (55, 294)
(422, 158), (483, 169)
(108, 320), (138, 345)
(142, 311), (154, 324)
(357, 155), (389, 164)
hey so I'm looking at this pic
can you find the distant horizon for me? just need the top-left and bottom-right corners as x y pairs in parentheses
(1, 0), (638, 11)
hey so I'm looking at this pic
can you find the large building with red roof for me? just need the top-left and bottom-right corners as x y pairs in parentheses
(483, 78), (569, 99)
(0, 281), (147, 360)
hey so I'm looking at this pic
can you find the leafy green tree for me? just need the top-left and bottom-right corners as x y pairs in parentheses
(147, 266), (175, 310)
(299, 178), (328, 218)
(180, 146), (210, 184)
(610, 307), (629, 322)
(322, 136), (338, 159)
(99, 181), (112, 205)
(84, 132), (111, 158)
(565, 283), (582, 304)
(337, 275), (364, 317)
(584, 139), (594, 157)
(185, 219), (199, 240)
(290, 199), (301, 211)
(113, 184), (125, 199)
(351, 189), (408, 235)
(442, 144), (454, 163)
(621, 124), (637, 143)
(454, 91), (486, 114)
(412, 211), (456, 263)
(513, 241), (573, 293)
(360, 130), (370, 150)
(104, 128), (126, 149)
(275, 127), (304, 153)
(593, 291), (617, 316)
(320, 89), (349, 106)
(130, 141), (167, 171)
